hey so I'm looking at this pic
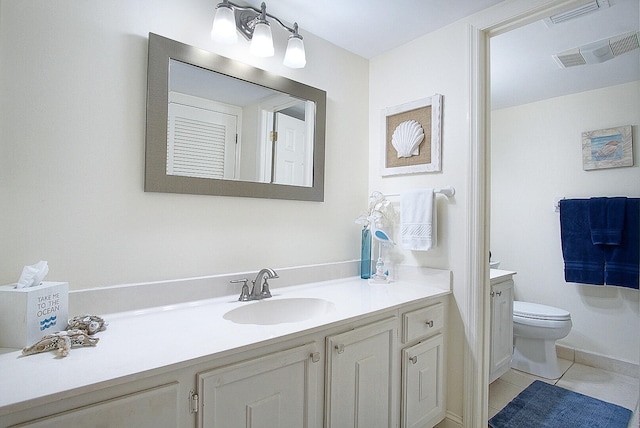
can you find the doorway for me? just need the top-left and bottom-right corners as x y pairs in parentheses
(480, 0), (639, 423)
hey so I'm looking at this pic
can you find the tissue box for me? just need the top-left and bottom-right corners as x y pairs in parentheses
(0, 281), (69, 349)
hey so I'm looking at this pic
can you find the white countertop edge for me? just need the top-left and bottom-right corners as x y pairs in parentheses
(490, 268), (517, 280)
(0, 269), (451, 415)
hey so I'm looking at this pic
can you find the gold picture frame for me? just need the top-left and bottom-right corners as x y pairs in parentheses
(582, 125), (633, 171)
(381, 94), (442, 176)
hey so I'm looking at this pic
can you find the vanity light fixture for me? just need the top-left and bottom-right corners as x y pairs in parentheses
(211, 0), (307, 68)
(210, 1), (238, 44)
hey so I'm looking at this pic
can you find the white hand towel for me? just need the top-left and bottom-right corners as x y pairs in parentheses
(401, 189), (436, 251)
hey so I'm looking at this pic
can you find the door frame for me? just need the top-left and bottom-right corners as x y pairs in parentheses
(465, 1), (588, 426)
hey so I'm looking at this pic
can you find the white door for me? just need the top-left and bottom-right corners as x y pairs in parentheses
(401, 334), (445, 428)
(273, 112), (308, 186)
(16, 383), (179, 427)
(167, 102), (238, 180)
(489, 279), (514, 383)
(197, 343), (319, 428)
(325, 318), (396, 428)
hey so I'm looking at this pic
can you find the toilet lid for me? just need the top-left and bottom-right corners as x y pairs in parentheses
(513, 301), (571, 321)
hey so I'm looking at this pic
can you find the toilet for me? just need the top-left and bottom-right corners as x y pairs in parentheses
(511, 301), (572, 379)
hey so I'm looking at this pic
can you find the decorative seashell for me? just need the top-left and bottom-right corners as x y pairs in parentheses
(67, 314), (108, 335)
(595, 140), (620, 160)
(391, 120), (424, 158)
(22, 329), (99, 357)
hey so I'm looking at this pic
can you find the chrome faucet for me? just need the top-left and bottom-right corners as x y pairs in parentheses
(250, 268), (278, 300)
(232, 268), (279, 301)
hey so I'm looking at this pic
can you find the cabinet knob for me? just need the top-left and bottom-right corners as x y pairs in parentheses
(425, 320), (434, 328)
(496, 291), (502, 296)
(409, 356), (418, 364)
(335, 344), (345, 354)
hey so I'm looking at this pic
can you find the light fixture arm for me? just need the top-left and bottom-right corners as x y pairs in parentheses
(224, 1), (300, 40)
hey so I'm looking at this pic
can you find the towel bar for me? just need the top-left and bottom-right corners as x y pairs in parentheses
(383, 186), (455, 198)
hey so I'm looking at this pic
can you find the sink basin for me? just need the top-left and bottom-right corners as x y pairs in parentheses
(223, 298), (336, 325)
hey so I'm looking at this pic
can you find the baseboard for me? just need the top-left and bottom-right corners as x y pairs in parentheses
(631, 400), (639, 428)
(556, 344), (640, 379)
(434, 411), (463, 428)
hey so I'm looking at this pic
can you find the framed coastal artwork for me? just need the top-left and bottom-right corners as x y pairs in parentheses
(381, 94), (442, 176)
(582, 125), (633, 170)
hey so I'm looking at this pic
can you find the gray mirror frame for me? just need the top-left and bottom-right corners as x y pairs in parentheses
(145, 33), (326, 201)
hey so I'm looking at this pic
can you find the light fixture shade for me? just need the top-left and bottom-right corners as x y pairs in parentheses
(283, 35), (306, 68)
(211, 4), (238, 44)
(250, 22), (274, 57)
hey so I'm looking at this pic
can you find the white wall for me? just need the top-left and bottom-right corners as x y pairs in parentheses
(368, 1), (636, 422)
(369, 21), (473, 422)
(0, 0), (369, 289)
(491, 81), (640, 364)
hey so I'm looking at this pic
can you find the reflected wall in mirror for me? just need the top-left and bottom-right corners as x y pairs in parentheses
(145, 33), (326, 201)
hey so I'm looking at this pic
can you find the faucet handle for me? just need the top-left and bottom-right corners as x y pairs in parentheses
(230, 278), (250, 301)
(260, 278), (273, 299)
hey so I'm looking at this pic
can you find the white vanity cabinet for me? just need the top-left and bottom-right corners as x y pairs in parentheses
(196, 342), (320, 428)
(325, 318), (397, 428)
(0, 272), (451, 428)
(489, 270), (515, 383)
(400, 303), (446, 428)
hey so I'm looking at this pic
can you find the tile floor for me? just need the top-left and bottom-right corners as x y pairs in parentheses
(489, 358), (639, 427)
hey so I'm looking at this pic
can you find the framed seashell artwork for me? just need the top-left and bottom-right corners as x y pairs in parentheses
(582, 125), (633, 170)
(381, 94), (442, 176)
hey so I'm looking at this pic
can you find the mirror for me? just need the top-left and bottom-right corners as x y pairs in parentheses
(145, 33), (326, 201)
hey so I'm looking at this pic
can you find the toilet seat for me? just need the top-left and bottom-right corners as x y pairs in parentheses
(513, 301), (570, 321)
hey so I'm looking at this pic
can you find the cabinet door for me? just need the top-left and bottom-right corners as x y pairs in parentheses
(197, 343), (319, 428)
(489, 279), (514, 383)
(325, 317), (396, 428)
(13, 383), (179, 428)
(401, 334), (445, 428)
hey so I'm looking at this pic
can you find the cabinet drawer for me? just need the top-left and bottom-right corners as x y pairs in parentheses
(402, 303), (443, 343)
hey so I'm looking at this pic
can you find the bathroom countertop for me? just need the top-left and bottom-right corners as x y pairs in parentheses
(490, 268), (517, 281)
(0, 269), (450, 415)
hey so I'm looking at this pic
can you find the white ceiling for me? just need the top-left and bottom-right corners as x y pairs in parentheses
(241, 0), (505, 58)
(491, 0), (639, 109)
(239, 0), (639, 109)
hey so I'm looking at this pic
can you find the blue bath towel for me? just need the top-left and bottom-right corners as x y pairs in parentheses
(589, 197), (626, 245)
(604, 198), (639, 289)
(560, 199), (605, 285)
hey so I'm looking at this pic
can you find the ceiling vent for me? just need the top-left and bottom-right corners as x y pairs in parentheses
(553, 31), (640, 68)
(545, 0), (611, 25)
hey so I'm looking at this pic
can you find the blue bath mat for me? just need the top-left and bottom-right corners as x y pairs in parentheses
(489, 380), (632, 428)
